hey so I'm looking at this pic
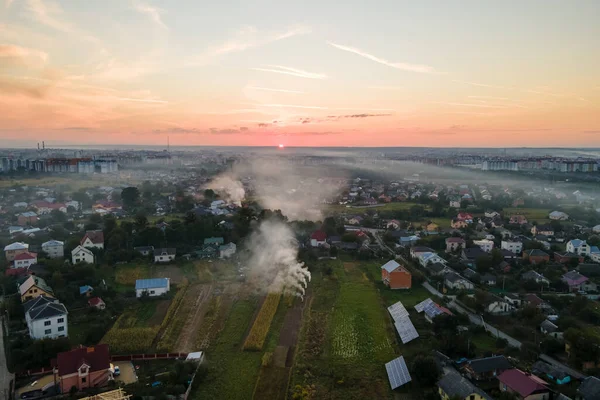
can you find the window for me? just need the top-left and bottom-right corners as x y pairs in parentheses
(58, 326), (65, 332)
(150, 290), (155, 294)
(44, 329), (51, 334)
(470, 396), (475, 400)
(81, 377), (87, 383)
(44, 321), (51, 326)
(58, 318), (64, 323)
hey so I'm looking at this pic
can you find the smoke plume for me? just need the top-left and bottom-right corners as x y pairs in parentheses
(206, 175), (245, 206)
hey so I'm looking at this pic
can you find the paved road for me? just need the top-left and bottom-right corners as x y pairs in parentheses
(0, 317), (13, 400)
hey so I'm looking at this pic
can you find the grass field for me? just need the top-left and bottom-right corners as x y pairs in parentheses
(115, 264), (150, 286)
(502, 207), (551, 220)
(326, 202), (428, 215)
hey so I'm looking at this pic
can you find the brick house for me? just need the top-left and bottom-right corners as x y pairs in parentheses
(554, 252), (584, 265)
(381, 260), (412, 289)
(522, 249), (550, 265)
(54, 345), (111, 393)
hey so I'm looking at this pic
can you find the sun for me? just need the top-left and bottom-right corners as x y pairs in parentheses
(278, 144), (285, 148)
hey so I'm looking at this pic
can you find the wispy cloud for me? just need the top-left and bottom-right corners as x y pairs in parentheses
(118, 97), (168, 104)
(132, 1), (168, 30)
(0, 44), (48, 66)
(334, 107), (395, 111)
(327, 41), (437, 74)
(251, 65), (326, 80)
(247, 86), (305, 94)
(24, 0), (72, 33)
(453, 80), (512, 90)
(367, 85), (403, 90)
(432, 101), (511, 109)
(253, 103), (328, 110)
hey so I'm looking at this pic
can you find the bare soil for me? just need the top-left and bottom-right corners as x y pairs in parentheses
(147, 299), (172, 326)
(174, 283), (214, 353)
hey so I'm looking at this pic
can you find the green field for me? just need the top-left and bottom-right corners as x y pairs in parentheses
(502, 207), (551, 221)
(326, 202), (429, 215)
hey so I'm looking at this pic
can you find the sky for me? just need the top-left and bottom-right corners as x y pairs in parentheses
(0, 0), (599, 148)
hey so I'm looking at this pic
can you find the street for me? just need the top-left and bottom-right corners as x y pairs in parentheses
(0, 317), (13, 400)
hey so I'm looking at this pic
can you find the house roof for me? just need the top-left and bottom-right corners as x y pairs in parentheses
(154, 248), (176, 256)
(134, 246), (154, 251)
(525, 294), (545, 306)
(540, 319), (558, 333)
(25, 296), (67, 320)
(555, 251), (581, 259)
(42, 240), (64, 247)
(498, 369), (548, 398)
(4, 242), (29, 251)
(578, 376), (600, 399)
(427, 262), (448, 274)
(525, 249), (549, 257)
(135, 278), (169, 290)
(481, 273), (496, 282)
(310, 230), (327, 241)
(79, 285), (93, 295)
(563, 270), (588, 285)
(88, 297), (105, 307)
(522, 270), (547, 281)
(445, 272), (468, 284)
(381, 260), (400, 273)
(19, 276), (53, 296)
(463, 247), (488, 260)
(438, 370), (491, 399)
(14, 251), (37, 261)
(72, 245), (94, 256)
(81, 230), (104, 245)
(467, 355), (512, 374)
(204, 237), (224, 245)
(532, 361), (569, 380)
(446, 237), (466, 244)
(23, 295), (56, 313)
(56, 345), (110, 376)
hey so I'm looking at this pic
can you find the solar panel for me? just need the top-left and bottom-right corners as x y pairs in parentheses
(385, 356), (412, 390)
(387, 301), (409, 321)
(414, 298), (434, 313)
(394, 316), (419, 344)
(423, 302), (443, 319)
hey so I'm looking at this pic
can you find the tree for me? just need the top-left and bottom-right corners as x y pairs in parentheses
(134, 213), (148, 231)
(121, 186), (140, 209)
(50, 209), (66, 223)
(410, 355), (439, 387)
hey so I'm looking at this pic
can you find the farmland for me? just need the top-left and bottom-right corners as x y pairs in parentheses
(326, 201), (429, 215)
(502, 207), (551, 221)
(244, 292), (282, 351)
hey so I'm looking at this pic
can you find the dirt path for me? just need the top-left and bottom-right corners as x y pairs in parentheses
(175, 283), (214, 353)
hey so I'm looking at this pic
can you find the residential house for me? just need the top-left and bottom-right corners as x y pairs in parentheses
(79, 285), (94, 297)
(456, 212), (474, 222)
(13, 252), (37, 269)
(485, 295), (514, 314)
(398, 235), (420, 247)
(381, 260), (412, 289)
(425, 222), (440, 232)
(577, 376), (600, 400)
(410, 246), (435, 259)
(498, 369), (549, 400)
(154, 248), (176, 263)
(347, 216), (363, 225)
(540, 320), (562, 340)
(80, 230), (104, 250)
(88, 297), (106, 310)
(462, 247), (488, 262)
(438, 370), (492, 400)
(418, 252), (447, 268)
(521, 270), (550, 285)
(462, 355), (512, 381)
(562, 270), (597, 292)
(134, 246), (154, 256)
(485, 211), (501, 219)
(481, 273), (497, 286)
(554, 251), (584, 265)
(17, 211), (38, 226)
(462, 268), (479, 281)
(531, 225), (554, 237)
(451, 219), (469, 229)
(42, 240), (64, 259)
(593, 225), (600, 234)
(423, 302), (453, 323)
(386, 220), (400, 230)
(54, 345), (110, 393)
(567, 239), (591, 256)
(449, 199), (461, 208)
(19, 276), (54, 302)
(219, 242), (237, 259)
(24, 295), (67, 339)
(524, 294), (551, 310)
(523, 249), (550, 264)
(473, 239), (494, 253)
(509, 215), (529, 225)
(444, 272), (474, 290)
(135, 278), (170, 298)
(71, 245), (95, 265)
(504, 293), (522, 308)
(445, 237), (466, 253)
(549, 211), (569, 220)
(426, 262), (450, 277)
(4, 242), (29, 262)
(310, 230), (327, 247)
(532, 361), (570, 385)
(497, 261), (512, 274)
(501, 240), (523, 254)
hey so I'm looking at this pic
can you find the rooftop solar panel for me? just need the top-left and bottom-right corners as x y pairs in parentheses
(394, 316), (419, 344)
(385, 356), (412, 390)
(423, 302), (443, 319)
(387, 301), (409, 321)
(414, 298), (434, 313)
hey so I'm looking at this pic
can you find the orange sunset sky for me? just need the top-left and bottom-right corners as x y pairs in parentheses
(0, 0), (599, 148)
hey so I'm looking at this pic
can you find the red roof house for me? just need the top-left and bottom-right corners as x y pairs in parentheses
(81, 231), (104, 249)
(54, 344), (111, 392)
(498, 369), (549, 399)
(310, 230), (327, 247)
(88, 297), (106, 310)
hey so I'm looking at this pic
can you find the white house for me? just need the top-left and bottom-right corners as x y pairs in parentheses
(71, 245), (95, 264)
(65, 200), (80, 210)
(473, 239), (495, 253)
(135, 278), (170, 298)
(485, 296), (514, 315)
(210, 200), (226, 209)
(310, 230), (327, 247)
(42, 240), (64, 259)
(485, 211), (501, 219)
(449, 200), (461, 208)
(549, 211), (569, 221)
(24, 296), (68, 339)
(566, 239), (591, 256)
(418, 252), (447, 268)
(13, 252), (37, 269)
(219, 243), (237, 259)
(154, 248), (176, 263)
(444, 272), (474, 290)
(501, 240), (523, 254)
(80, 230), (104, 250)
(445, 237), (466, 253)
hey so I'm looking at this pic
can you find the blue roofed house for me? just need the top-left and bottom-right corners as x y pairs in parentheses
(204, 237), (225, 246)
(418, 252), (447, 268)
(399, 235), (420, 247)
(135, 278), (170, 298)
(79, 285), (94, 297)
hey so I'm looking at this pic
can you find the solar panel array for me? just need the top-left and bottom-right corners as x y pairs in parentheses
(423, 302), (444, 319)
(414, 298), (434, 313)
(394, 316), (419, 344)
(385, 356), (412, 390)
(387, 301), (409, 321)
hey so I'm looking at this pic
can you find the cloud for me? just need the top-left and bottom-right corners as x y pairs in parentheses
(367, 85), (403, 90)
(453, 80), (512, 90)
(432, 101), (511, 109)
(117, 97), (168, 104)
(583, 130), (600, 134)
(0, 44), (48, 67)
(327, 41), (437, 74)
(152, 127), (203, 134)
(61, 126), (93, 131)
(251, 65), (326, 80)
(25, 0), (72, 33)
(247, 86), (304, 94)
(331, 113), (392, 118)
(0, 76), (51, 98)
(254, 103), (328, 110)
(240, 126), (249, 131)
(210, 128), (240, 135)
(132, 1), (168, 30)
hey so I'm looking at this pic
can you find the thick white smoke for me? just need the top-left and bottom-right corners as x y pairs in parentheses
(244, 219), (311, 298)
(206, 175), (245, 206)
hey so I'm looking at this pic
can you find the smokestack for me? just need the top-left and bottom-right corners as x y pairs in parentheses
(42, 141), (45, 150)
(37, 143), (40, 150)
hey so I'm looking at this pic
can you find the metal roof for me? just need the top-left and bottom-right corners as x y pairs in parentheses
(385, 356), (412, 390)
(381, 260), (400, 273)
(135, 278), (169, 290)
(394, 316), (419, 344)
(387, 301), (409, 321)
(414, 298), (434, 313)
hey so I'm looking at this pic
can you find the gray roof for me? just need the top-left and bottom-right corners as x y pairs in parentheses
(24, 296), (67, 320)
(540, 319), (558, 333)
(438, 370), (492, 399)
(154, 248), (176, 256)
(467, 356), (512, 374)
(381, 260), (401, 273)
(579, 376), (600, 399)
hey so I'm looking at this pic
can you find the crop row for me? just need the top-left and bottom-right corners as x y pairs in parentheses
(155, 281), (189, 352)
(243, 292), (281, 351)
(115, 266), (148, 285)
(101, 327), (159, 354)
